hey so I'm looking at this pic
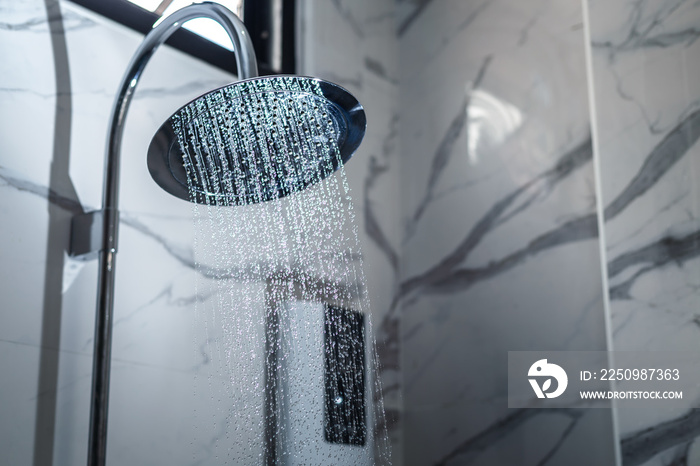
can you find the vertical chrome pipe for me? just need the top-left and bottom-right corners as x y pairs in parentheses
(87, 4), (257, 465)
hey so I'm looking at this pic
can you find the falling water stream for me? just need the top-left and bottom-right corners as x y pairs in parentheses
(172, 77), (389, 464)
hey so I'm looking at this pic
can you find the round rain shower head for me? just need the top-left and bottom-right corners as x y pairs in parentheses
(147, 75), (366, 205)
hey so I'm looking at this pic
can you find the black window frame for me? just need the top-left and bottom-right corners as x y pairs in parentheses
(67, 0), (296, 76)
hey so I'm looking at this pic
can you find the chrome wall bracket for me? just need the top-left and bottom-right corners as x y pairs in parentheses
(69, 209), (119, 259)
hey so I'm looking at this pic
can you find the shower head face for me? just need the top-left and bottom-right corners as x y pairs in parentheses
(147, 76), (366, 205)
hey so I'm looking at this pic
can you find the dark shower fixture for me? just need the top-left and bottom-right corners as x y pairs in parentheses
(68, 3), (366, 465)
(324, 305), (366, 446)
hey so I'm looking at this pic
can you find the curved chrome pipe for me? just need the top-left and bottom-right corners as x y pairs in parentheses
(87, 4), (257, 466)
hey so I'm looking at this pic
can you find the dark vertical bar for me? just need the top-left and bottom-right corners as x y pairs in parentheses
(324, 306), (366, 446)
(281, 0), (296, 73)
(244, 0), (273, 71)
(264, 303), (279, 465)
(87, 250), (117, 466)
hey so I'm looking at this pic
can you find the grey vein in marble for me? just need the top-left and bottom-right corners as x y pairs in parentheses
(612, 308), (637, 338)
(591, 2), (700, 135)
(0, 9), (94, 33)
(364, 56), (387, 79)
(0, 168), (83, 215)
(0, 16), (47, 31)
(111, 283), (210, 328)
(406, 55), (492, 239)
(426, 169), (501, 207)
(0, 87), (69, 99)
(517, 11), (541, 47)
(534, 412), (582, 466)
(621, 409), (700, 466)
(592, 0), (700, 53)
(638, 27), (700, 48)
(364, 155), (399, 271)
(608, 229), (700, 300)
(364, 56), (398, 84)
(426, 214), (598, 295)
(376, 313), (400, 373)
(436, 0), (492, 59)
(433, 408), (584, 466)
(330, 0), (365, 37)
(604, 108), (700, 221)
(397, 0), (434, 36)
(119, 212), (195, 267)
(400, 137), (593, 299)
(607, 191), (689, 252)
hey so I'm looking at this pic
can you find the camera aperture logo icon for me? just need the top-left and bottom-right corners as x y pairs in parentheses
(528, 359), (568, 399)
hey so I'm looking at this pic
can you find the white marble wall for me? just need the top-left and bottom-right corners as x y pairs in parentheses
(0, 0), (399, 464)
(585, 0), (700, 465)
(398, 0), (616, 464)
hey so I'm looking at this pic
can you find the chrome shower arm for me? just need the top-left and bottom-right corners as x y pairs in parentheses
(81, 4), (258, 466)
(104, 2), (258, 235)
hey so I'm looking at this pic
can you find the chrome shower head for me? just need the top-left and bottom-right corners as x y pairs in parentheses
(147, 75), (366, 206)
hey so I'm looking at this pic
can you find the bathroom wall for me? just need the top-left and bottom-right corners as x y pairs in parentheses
(0, 0), (399, 464)
(5, 0), (699, 465)
(397, 0), (617, 464)
(585, 0), (700, 464)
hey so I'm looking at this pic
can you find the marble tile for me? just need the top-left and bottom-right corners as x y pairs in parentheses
(586, 0), (700, 464)
(398, 0), (615, 464)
